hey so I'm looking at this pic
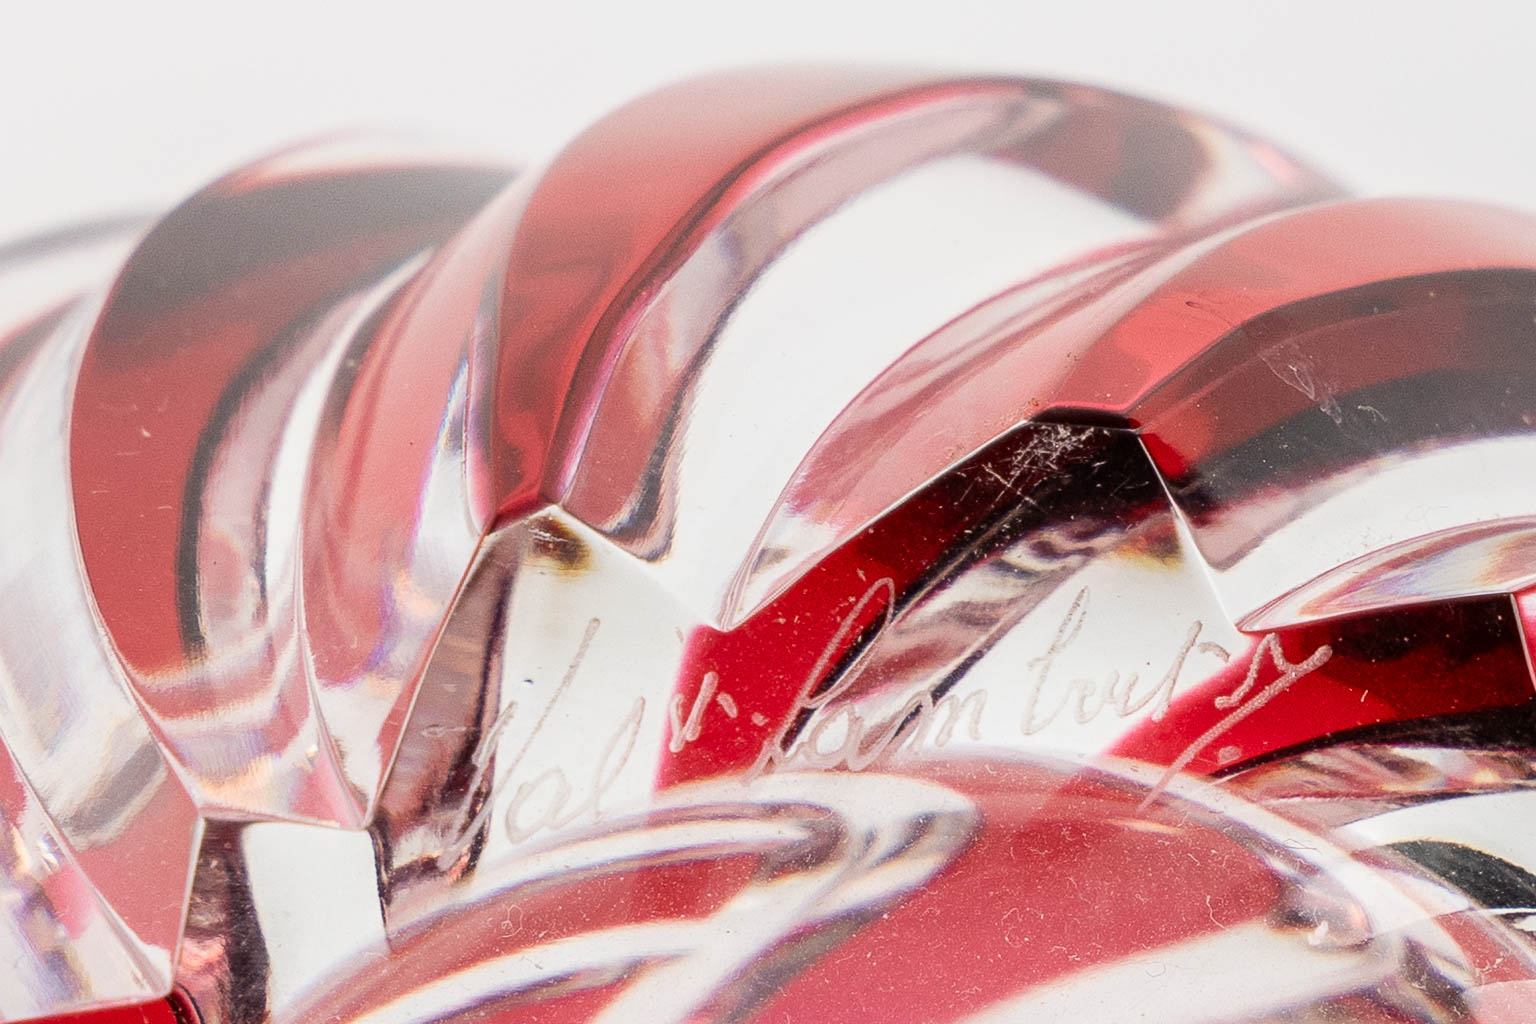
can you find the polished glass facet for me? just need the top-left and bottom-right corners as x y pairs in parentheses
(5, 70), (1536, 1023)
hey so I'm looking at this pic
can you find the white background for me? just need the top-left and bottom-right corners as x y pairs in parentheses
(2, 0), (1532, 242)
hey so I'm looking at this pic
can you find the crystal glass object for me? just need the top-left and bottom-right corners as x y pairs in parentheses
(6, 69), (1536, 1023)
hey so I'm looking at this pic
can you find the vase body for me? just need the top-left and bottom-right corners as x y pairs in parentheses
(7, 70), (1536, 1024)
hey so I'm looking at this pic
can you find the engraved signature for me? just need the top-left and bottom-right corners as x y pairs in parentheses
(462, 577), (1332, 850)
(1140, 632), (1332, 809)
(1020, 586), (1225, 734)
(748, 578), (1333, 807)
(445, 618), (647, 856)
